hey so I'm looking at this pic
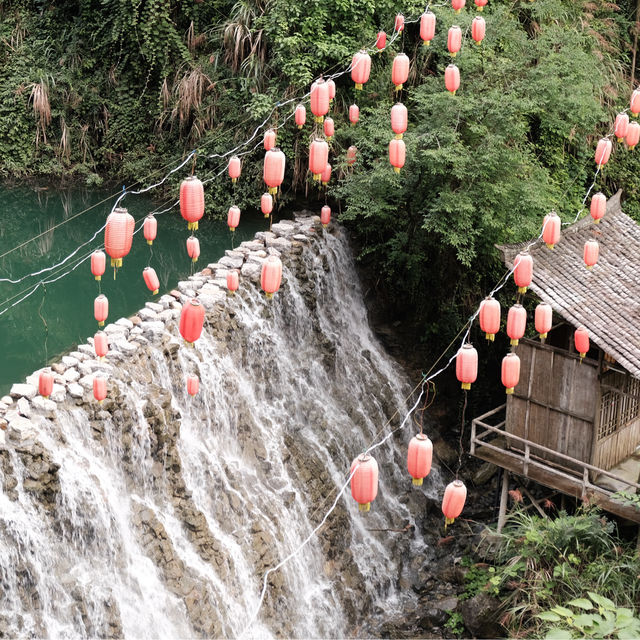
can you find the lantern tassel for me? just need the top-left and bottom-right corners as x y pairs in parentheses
(423, 40), (431, 46)
(485, 333), (495, 342)
(358, 502), (370, 512)
(412, 477), (423, 486)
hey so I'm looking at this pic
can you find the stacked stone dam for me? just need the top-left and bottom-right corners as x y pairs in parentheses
(0, 213), (442, 638)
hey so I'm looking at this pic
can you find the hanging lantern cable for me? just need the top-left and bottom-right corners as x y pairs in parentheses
(455, 389), (468, 480)
(37, 284), (49, 369)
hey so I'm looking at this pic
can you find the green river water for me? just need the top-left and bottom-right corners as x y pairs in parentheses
(0, 184), (266, 395)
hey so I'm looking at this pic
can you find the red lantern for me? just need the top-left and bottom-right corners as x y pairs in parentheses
(350, 453), (378, 512)
(320, 205), (331, 227)
(179, 298), (205, 345)
(615, 113), (629, 142)
(391, 103), (408, 139)
(479, 296), (500, 342)
(535, 303), (552, 340)
(507, 304), (526, 346)
(575, 326), (589, 359)
(472, 16), (485, 44)
(264, 128), (276, 151)
(104, 207), (135, 268)
(227, 206), (241, 231)
(420, 12), (436, 46)
(590, 192), (606, 223)
(595, 138), (612, 165)
(227, 270), (239, 294)
(349, 104), (360, 126)
(323, 117), (335, 141)
(91, 250), (106, 281)
(389, 138), (406, 173)
(626, 122), (640, 150)
(347, 146), (357, 166)
(94, 331), (108, 360)
(395, 13), (405, 32)
(392, 53), (410, 92)
(475, 0), (488, 9)
(442, 479), (467, 524)
(513, 252), (533, 293)
(94, 294), (108, 327)
(631, 89), (640, 117)
(310, 78), (330, 122)
(93, 376), (107, 403)
(321, 163), (332, 186)
(187, 375), (199, 397)
(448, 26), (462, 56)
(327, 78), (336, 101)
(584, 239), (599, 269)
(39, 370), (53, 399)
(502, 353), (521, 395)
(228, 156), (241, 183)
(261, 193), (273, 218)
(445, 64), (460, 94)
(309, 138), (329, 181)
(376, 31), (387, 50)
(294, 104), (306, 129)
(456, 343), (478, 390)
(407, 433), (433, 486)
(179, 176), (205, 231)
(143, 267), (160, 295)
(261, 255), (283, 299)
(351, 50), (371, 90)
(186, 236), (200, 263)
(452, 0), (466, 12)
(263, 147), (286, 195)
(543, 211), (561, 249)
(143, 214), (157, 246)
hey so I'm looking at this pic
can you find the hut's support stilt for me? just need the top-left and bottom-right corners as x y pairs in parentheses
(497, 470), (510, 533)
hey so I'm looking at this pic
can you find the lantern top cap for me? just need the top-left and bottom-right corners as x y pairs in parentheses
(452, 479), (465, 487)
(357, 453), (372, 462)
(143, 266), (154, 272)
(188, 298), (202, 307)
(145, 213), (155, 219)
(505, 352), (518, 358)
(461, 343), (475, 349)
(547, 210), (559, 217)
(577, 325), (588, 331)
(314, 77), (325, 84)
(183, 175), (200, 182)
(447, 63), (459, 69)
(512, 303), (524, 309)
(415, 433), (430, 441)
(96, 293), (107, 300)
(586, 238), (599, 244)
(265, 254), (281, 264)
(484, 295), (495, 300)
(451, 24), (461, 29)
(93, 248), (104, 254)
(113, 206), (129, 214)
(396, 52), (409, 58)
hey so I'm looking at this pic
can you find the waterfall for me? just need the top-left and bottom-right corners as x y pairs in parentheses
(0, 215), (443, 638)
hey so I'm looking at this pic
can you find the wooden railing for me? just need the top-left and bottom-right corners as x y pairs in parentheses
(471, 404), (640, 498)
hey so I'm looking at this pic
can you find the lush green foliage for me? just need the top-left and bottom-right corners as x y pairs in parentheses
(471, 508), (640, 638)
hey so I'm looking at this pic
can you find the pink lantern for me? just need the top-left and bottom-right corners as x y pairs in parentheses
(263, 147), (286, 195)
(389, 138), (406, 173)
(39, 370), (53, 399)
(448, 26), (462, 56)
(320, 205), (331, 227)
(392, 53), (410, 92)
(261, 193), (273, 218)
(104, 207), (135, 268)
(543, 211), (561, 249)
(261, 255), (283, 299)
(513, 252), (533, 293)
(590, 192), (606, 223)
(420, 12), (436, 46)
(295, 104), (306, 129)
(376, 31), (387, 50)
(502, 353), (521, 395)
(143, 214), (157, 246)
(309, 138), (329, 180)
(445, 64), (460, 94)
(351, 50), (372, 90)
(631, 88), (640, 117)
(321, 163), (332, 186)
(407, 433), (433, 485)
(456, 344), (478, 390)
(626, 122), (640, 150)
(595, 137), (612, 165)
(310, 78), (330, 122)
(324, 117), (335, 140)
(575, 326), (590, 359)
(91, 250), (106, 281)
(347, 146), (357, 166)
(615, 113), (629, 142)
(535, 303), (552, 340)
(187, 375), (199, 397)
(351, 453), (379, 512)
(93, 376), (107, 403)
(227, 270), (239, 294)
(264, 128), (276, 151)
(452, 0), (466, 12)
(472, 16), (485, 44)
(349, 104), (360, 126)
(327, 78), (336, 101)
(94, 331), (108, 360)
(395, 13), (405, 32)
(584, 239), (599, 269)
(391, 103), (408, 139)
(475, 0), (488, 9)
(186, 236), (200, 263)
(228, 155), (241, 183)
(143, 267), (160, 295)
(227, 206), (241, 231)
(179, 298), (205, 345)
(479, 296), (500, 342)
(507, 304), (526, 346)
(94, 294), (108, 327)
(179, 177), (205, 231)
(442, 479), (467, 524)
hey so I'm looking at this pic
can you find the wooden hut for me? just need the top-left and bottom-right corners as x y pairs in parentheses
(470, 191), (640, 522)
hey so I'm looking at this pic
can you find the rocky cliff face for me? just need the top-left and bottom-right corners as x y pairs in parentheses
(0, 214), (447, 638)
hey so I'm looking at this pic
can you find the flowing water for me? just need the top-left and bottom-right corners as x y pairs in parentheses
(0, 217), (443, 637)
(0, 184), (264, 395)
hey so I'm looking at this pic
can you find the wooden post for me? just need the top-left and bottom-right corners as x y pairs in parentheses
(497, 470), (509, 533)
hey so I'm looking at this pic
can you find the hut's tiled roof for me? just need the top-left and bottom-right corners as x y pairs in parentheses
(497, 191), (640, 379)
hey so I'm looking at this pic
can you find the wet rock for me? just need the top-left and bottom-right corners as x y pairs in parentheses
(52, 363), (66, 375)
(7, 416), (38, 442)
(140, 321), (166, 339)
(473, 462), (498, 486)
(116, 317), (134, 329)
(137, 308), (158, 322)
(32, 396), (57, 414)
(10, 384), (37, 400)
(78, 375), (94, 391)
(145, 302), (164, 314)
(68, 383), (84, 398)
(241, 262), (261, 281)
(459, 592), (504, 639)
(50, 384), (66, 402)
(266, 237), (291, 253)
(63, 368), (80, 383)
(62, 355), (80, 367)
(0, 396), (12, 406)
(76, 344), (95, 357)
(113, 339), (139, 355)
(219, 253), (244, 269)
(17, 397), (31, 417)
